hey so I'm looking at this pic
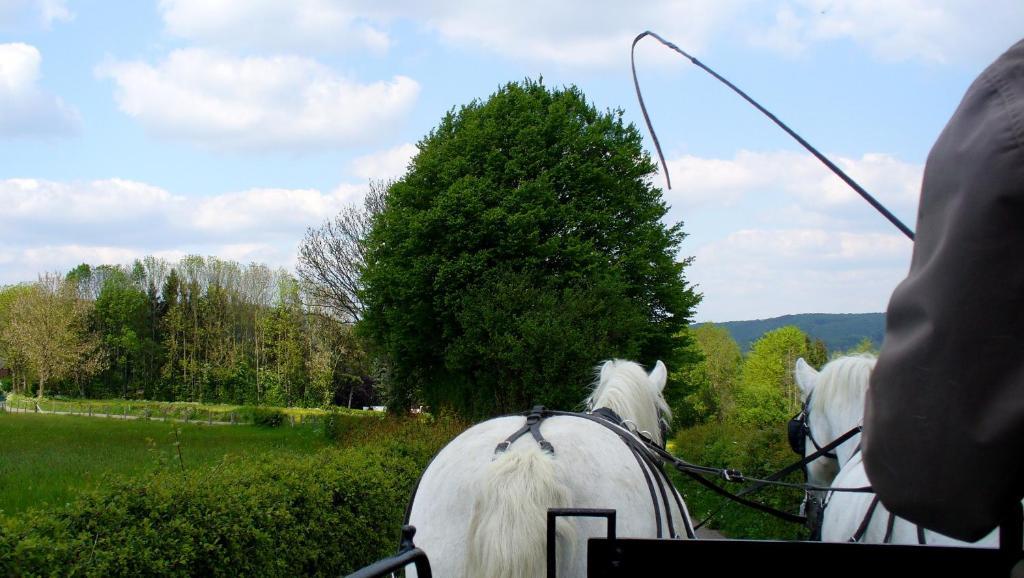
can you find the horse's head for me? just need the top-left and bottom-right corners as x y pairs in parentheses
(587, 359), (671, 446)
(792, 355), (876, 488)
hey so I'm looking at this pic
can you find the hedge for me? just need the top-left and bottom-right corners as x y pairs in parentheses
(0, 444), (422, 576)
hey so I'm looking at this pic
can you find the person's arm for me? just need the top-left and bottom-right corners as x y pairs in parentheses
(863, 39), (1024, 542)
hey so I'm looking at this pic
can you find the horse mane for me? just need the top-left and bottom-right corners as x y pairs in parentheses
(585, 359), (670, 445)
(809, 354), (876, 432)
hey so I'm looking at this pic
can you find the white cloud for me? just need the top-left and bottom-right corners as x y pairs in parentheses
(96, 49), (420, 151)
(159, 0), (389, 55)
(660, 148), (920, 321)
(153, 0), (743, 68)
(0, 177), (375, 285)
(151, 1), (1021, 69)
(3, 177), (180, 223)
(689, 228), (912, 322)
(192, 186), (359, 233)
(0, 43), (80, 136)
(417, 0), (743, 68)
(350, 142), (417, 181)
(0, 0), (72, 29)
(662, 150), (921, 224)
(751, 0), (1024, 63)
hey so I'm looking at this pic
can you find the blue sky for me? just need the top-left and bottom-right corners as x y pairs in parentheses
(1, 0), (1022, 322)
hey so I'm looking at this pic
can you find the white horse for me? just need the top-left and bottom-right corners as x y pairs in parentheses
(793, 355), (999, 546)
(406, 359), (692, 578)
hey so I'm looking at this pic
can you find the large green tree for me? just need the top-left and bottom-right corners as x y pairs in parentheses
(734, 325), (814, 427)
(360, 79), (701, 417)
(673, 324), (742, 426)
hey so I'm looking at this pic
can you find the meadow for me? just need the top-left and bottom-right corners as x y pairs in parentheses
(0, 412), (330, 514)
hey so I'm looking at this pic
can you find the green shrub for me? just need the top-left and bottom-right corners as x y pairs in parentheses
(238, 406), (286, 428)
(672, 421), (806, 540)
(0, 445), (424, 577)
(324, 411), (371, 442)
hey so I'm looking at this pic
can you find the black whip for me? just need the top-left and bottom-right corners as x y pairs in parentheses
(631, 31), (915, 241)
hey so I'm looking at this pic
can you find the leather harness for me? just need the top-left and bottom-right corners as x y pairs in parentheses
(493, 405), (695, 540)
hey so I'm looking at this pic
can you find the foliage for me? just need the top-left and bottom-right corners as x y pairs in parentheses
(672, 421), (806, 540)
(2, 254), (379, 409)
(0, 412), (327, 514)
(0, 411), (467, 576)
(0, 446), (421, 577)
(733, 326), (812, 427)
(0, 274), (106, 398)
(360, 79), (700, 417)
(241, 406), (286, 428)
(671, 325), (742, 426)
(845, 336), (878, 355)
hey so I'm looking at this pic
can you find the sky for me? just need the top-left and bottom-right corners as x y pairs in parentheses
(1, 1), (1022, 322)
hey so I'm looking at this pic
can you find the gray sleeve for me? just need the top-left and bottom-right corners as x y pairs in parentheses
(862, 39), (1024, 542)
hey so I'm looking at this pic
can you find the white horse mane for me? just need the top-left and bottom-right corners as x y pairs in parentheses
(585, 359), (670, 445)
(808, 354), (876, 434)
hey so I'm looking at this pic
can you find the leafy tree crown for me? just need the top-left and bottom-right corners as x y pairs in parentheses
(361, 79), (700, 417)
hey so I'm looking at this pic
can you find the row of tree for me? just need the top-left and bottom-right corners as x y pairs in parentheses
(2, 79), (848, 421)
(0, 258), (376, 408)
(675, 323), (875, 429)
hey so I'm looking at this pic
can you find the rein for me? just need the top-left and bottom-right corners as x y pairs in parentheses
(493, 406), (870, 532)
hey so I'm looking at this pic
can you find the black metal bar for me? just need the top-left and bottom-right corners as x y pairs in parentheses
(547, 508), (616, 578)
(346, 525), (433, 578)
(588, 537), (1011, 577)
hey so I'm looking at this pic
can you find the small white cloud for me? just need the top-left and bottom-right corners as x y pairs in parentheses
(662, 149), (921, 225)
(37, 0), (71, 27)
(192, 187), (359, 233)
(350, 143), (417, 181)
(159, 0), (390, 55)
(419, 0), (743, 68)
(0, 0), (72, 29)
(2, 177), (180, 223)
(752, 0), (1024, 64)
(0, 43), (80, 136)
(96, 49), (420, 151)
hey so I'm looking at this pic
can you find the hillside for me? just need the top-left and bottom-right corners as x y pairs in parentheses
(707, 313), (885, 353)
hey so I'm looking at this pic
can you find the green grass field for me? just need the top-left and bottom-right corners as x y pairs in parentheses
(0, 412), (329, 515)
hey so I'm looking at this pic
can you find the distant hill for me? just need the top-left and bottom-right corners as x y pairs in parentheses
(704, 313), (885, 353)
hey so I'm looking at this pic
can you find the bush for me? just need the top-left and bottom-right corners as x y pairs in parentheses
(0, 445), (425, 577)
(239, 406), (286, 428)
(672, 421), (806, 540)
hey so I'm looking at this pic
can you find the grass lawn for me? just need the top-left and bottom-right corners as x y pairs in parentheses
(0, 412), (329, 515)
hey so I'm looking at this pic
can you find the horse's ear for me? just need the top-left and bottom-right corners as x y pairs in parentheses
(794, 358), (818, 400)
(649, 360), (667, 392)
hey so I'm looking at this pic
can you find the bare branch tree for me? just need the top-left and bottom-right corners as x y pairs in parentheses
(298, 179), (389, 323)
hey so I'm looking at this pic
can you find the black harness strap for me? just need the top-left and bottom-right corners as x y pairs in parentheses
(917, 525), (928, 545)
(495, 405), (554, 455)
(851, 495), (882, 542)
(576, 408), (693, 539)
(491, 406), (688, 540)
(884, 511), (897, 544)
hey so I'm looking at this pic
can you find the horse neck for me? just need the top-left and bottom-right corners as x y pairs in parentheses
(815, 388), (867, 468)
(591, 380), (662, 445)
